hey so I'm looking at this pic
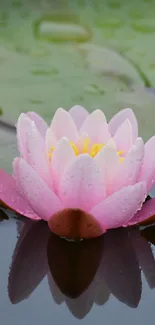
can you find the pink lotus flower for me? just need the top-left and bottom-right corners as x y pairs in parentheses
(1, 106), (155, 239)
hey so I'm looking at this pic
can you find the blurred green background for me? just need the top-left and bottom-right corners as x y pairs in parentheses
(1, 0), (155, 170)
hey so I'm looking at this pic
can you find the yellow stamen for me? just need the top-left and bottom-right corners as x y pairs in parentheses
(119, 157), (124, 163)
(69, 141), (79, 155)
(117, 150), (124, 156)
(117, 150), (124, 163)
(48, 147), (55, 158)
(90, 144), (104, 157)
(82, 138), (90, 153)
(48, 137), (124, 163)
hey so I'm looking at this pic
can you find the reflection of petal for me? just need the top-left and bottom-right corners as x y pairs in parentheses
(65, 289), (94, 319)
(94, 265), (110, 306)
(131, 228), (155, 289)
(48, 242), (110, 319)
(16, 219), (36, 249)
(94, 282), (110, 305)
(8, 220), (49, 304)
(48, 273), (64, 305)
(101, 228), (141, 307)
(47, 233), (103, 299)
(16, 219), (29, 236)
(65, 264), (110, 319)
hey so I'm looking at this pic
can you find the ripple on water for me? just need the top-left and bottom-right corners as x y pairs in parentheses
(34, 13), (91, 43)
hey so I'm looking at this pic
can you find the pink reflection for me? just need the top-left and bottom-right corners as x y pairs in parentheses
(7, 200), (155, 319)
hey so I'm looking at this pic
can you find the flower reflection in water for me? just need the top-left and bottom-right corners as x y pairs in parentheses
(8, 209), (155, 319)
(8, 220), (50, 303)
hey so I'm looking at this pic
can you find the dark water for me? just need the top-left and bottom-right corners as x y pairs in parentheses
(1, 210), (155, 324)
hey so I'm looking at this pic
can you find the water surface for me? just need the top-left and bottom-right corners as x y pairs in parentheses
(0, 212), (155, 324)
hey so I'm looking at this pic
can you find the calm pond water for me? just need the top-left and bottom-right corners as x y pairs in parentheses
(1, 0), (155, 324)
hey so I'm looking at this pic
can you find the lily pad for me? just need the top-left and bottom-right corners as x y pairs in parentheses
(78, 43), (147, 87)
(100, 87), (155, 141)
(0, 122), (17, 172)
(0, 0), (152, 125)
(0, 0), (155, 167)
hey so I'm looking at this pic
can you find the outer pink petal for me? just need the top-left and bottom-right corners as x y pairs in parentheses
(15, 158), (63, 221)
(25, 121), (51, 186)
(113, 119), (133, 153)
(95, 145), (120, 194)
(59, 154), (105, 212)
(128, 198), (155, 225)
(0, 168), (40, 220)
(68, 105), (89, 129)
(138, 136), (155, 192)
(91, 182), (147, 229)
(51, 137), (75, 192)
(109, 138), (144, 194)
(109, 108), (138, 141)
(16, 113), (32, 159)
(50, 108), (79, 142)
(27, 111), (48, 137)
(79, 109), (111, 143)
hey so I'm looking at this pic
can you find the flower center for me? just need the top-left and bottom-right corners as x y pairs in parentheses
(48, 138), (124, 161)
(70, 138), (105, 158)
